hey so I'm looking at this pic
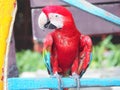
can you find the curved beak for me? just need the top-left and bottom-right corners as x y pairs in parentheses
(38, 12), (47, 30)
(38, 12), (57, 30)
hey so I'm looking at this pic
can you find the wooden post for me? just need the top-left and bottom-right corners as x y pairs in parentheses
(0, 0), (17, 90)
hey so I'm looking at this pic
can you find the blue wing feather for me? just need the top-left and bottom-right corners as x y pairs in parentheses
(43, 50), (52, 75)
(89, 53), (92, 64)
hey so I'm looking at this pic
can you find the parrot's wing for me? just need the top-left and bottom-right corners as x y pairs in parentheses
(79, 52), (92, 78)
(79, 35), (92, 77)
(43, 49), (53, 75)
(42, 33), (53, 75)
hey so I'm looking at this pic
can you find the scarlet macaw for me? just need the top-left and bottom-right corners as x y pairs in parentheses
(38, 5), (92, 90)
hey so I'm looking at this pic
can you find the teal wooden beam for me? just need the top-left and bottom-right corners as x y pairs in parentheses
(8, 78), (120, 90)
(62, 0), (120, 26)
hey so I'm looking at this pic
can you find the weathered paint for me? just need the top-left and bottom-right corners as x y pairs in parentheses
(8, 78), (120, 90)
(0, 0), (17, 89)
(62, 0), (120, 26)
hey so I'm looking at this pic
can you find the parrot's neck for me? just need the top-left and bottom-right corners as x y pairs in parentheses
(56, 24), (80, 37)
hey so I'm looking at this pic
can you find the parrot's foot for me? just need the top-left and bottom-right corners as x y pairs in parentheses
(51, 72), (62, 90)
(71, 73), (80, 90)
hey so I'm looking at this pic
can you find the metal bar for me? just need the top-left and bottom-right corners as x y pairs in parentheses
(8, 78), (120, 90)
(62, 0), (120, 26)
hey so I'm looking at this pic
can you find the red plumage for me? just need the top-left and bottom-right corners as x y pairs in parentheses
(42, 5), (92, 77)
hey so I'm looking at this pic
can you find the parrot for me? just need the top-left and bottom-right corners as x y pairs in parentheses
(38, 5), (92, 90)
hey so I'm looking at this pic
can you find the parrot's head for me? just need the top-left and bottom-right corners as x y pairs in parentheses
(38, 5), (75, 30)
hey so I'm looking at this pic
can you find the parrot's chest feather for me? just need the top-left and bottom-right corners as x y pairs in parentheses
(57, 34), (70, 47)
(53, 32), (80, 60)
(54, 32), (79, 48)
(52, 32), (80, 71)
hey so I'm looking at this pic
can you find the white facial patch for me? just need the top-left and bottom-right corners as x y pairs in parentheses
(48, 13), (64, 29)
(38, 12), (47, 29)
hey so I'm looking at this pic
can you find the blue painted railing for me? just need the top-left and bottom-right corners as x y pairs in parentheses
(62, 0), (120, 26)
(8, 78), (120, 90)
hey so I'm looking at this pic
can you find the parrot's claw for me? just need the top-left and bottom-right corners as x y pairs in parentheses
(51, 72), (62, 90)
(71, 73), (80, 90)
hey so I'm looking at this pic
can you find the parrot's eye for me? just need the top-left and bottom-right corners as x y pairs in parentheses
(55, 15), (58, 17)
(48, 13), (64, 29)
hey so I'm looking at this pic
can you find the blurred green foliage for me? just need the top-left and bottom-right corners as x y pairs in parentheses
(16, 35), (120, 74)
(16, 50), (46, 74)
(90, 35), (120, 68)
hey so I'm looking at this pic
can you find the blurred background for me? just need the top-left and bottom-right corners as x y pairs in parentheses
(12, 0), (120, 90)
